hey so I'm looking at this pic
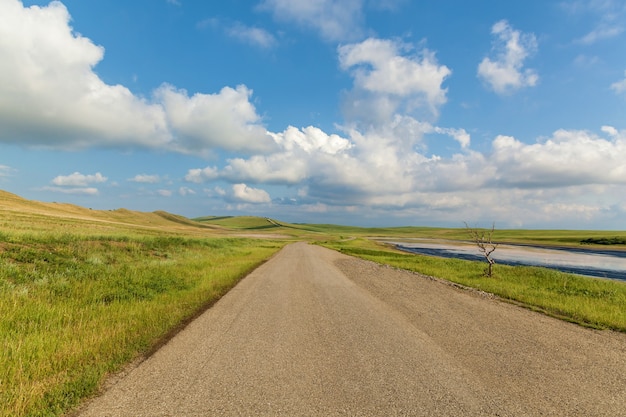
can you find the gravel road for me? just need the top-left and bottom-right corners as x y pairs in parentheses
(77, 242), (626, 416)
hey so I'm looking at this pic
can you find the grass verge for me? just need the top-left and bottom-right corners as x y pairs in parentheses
(318, 238), (626, 332)
(0, 232), (284, 417)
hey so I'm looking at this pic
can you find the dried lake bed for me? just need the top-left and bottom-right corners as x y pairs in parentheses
(380, 239), (626, 281)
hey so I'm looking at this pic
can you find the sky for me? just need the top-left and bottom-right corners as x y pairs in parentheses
(1, 0), (626, 229)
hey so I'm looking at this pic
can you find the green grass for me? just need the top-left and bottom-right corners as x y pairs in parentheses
(196, 213), (626, 249)
(194, 215), (278, 229)
(0, 231), (284, 417)
(318, 238), (626, 332)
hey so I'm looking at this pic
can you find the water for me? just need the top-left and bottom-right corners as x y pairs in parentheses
(386, 239), (626, 281)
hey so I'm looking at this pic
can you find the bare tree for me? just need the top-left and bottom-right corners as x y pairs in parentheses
(464, 222), (498, 277)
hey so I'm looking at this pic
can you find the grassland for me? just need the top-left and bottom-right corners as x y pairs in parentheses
(2, 189), (626, 416)
(0, 191), (286, 417)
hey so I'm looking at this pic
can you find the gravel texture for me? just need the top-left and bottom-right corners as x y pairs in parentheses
(76, 242), (626, 416)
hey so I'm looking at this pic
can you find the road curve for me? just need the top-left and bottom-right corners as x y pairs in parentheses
(77, 242), (626, 416)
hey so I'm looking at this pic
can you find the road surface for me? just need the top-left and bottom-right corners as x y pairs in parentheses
(77, 242), (626, 416)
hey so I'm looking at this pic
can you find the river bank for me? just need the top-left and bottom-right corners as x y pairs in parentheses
(381, 239), (626, 281)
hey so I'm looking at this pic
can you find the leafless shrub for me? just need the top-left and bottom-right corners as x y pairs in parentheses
(464, 222), (498, 277)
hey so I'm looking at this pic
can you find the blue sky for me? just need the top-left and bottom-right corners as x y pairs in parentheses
(1, 0), (626, 229)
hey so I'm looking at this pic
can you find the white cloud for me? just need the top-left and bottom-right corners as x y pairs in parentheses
(194, 118), (474, 204)
(200, 123), (626, 229)
(51, 172), (107, 187)
(0, 0), (171, 148)
(225, 22), (277, 48)
(129, 174), (161, 184)
(0, 164), (13, 179)
(565, 0), (626, 44)
(185, 166), (219, 183)
(477, 20), (538, 95)
(611, 71), (626, 95)
(222, 153), (309, 184)
(490, 128), (626, 188)
(270, 126), (352, 154)
(201, 17), (277, 49)
(259, 0), (365, 42)
(155, 84), (275, 155)
(157, 189), (173, 197)
(578, 25), (624, 44)
(419, 123), (471, 149)
(178, 187), (196, 196)
(185, 125), (353, 185)
(231, 183), (271, 203)
(339, 38), (451, 119)
(41, 186), (99, 196)
(0, 0), (271, 155)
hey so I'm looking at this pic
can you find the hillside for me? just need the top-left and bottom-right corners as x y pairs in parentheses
(0, 189), (218, 237)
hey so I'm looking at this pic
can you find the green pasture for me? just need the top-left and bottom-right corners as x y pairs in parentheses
(196, 214), (626, 249)
(0, 196), (285, 417)
(1, 232), (284, 417)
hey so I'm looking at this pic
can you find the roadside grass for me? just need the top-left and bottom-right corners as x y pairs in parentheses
(0, 230), (284, 417)
(319, 238), (626, 332)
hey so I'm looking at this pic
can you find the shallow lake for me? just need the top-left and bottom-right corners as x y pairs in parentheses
(382, 239), (626, 282)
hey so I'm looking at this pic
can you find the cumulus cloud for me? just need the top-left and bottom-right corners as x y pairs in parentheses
(185, 166), (219, 183)
(339, 38), (451, 120)
(52, 172), (107, 187)
(0, 0), (271, 155)
(191, 124), (626, 228)
(46, 172), (106, 196)
(477, 20), (538, 95)
(270, 126), (353, 154)
(231, 183), (271, 203)
(258, 0), (365, 42)
(155, 84), (275, 154)
(491, 128), (626, 188)
(0, 0), (171, 148)
(129, 174), (161, 184)
(185, 125), (354, 186)
(611, 71), (626, 95)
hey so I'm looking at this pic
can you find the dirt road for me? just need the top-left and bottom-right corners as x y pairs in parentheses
(77, 242), (626, 416)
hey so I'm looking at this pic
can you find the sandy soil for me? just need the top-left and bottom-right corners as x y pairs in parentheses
(76, 242), (626, 416)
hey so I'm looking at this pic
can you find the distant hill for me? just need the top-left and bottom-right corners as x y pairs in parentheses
(0, 189), (216, 234)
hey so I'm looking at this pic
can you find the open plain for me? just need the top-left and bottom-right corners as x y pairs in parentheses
(77, 243), (626, 417)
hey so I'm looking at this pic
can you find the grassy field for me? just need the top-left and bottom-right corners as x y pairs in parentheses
(196, 214), (626, 249)
(2, 189), (626, 416)
(0, 191), (286, 417)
